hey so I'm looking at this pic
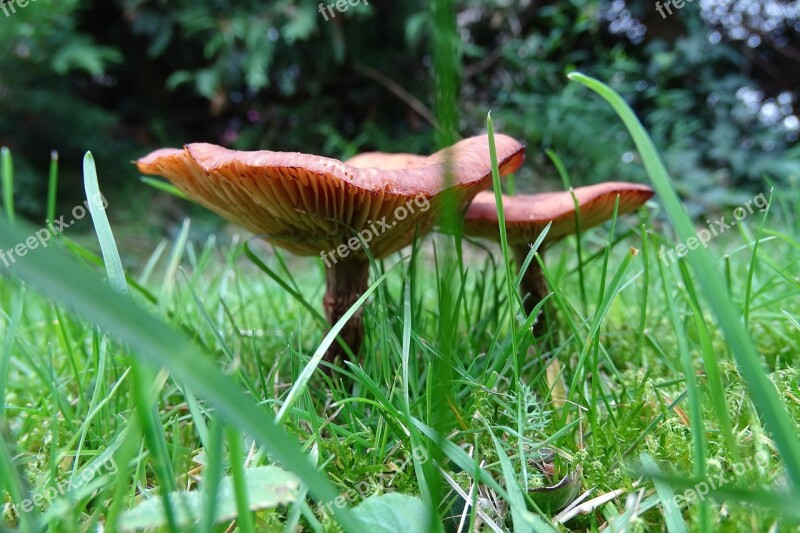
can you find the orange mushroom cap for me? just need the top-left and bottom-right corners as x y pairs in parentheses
(464, 182), (654, 245)
(137, 134), (525, 259)
(345, 152), (428, 170)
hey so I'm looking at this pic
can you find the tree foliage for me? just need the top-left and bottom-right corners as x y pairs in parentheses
(0, 0), (797, 214)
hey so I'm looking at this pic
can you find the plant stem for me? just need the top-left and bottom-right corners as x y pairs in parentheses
(322, 256), (370, 364)
(514, 245), (549, 337)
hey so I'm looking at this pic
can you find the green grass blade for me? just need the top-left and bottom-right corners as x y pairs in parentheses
(640, 468), (800, 519)
(480, 416), (533, 533)
(105, 423), (143, 533)
(201, 421), (224, 532)
(160, 218), (190, 313)
(0, 293), (34, 532)
(1, 147), (14, 223)
(141, 177), (187, 199)
(568, 71), (800, 492)
(226, 426), (256, 533)
(639, 453), (687, 533)
(83, 152), (127, 295)
(677, 261), (741, 464)
(430, 1), (462, 528)
(0, 427), (35, 533)
(0, 290), (23, 420)
(84, 151), (180, 530)
(275, 268), (392, 424)
(47, 151), (59, 223)
(59, 238), (158, 304)
(659, 257), (709, 530)
(244, 242), (328, 328)
(487, 113), (521, 382)
(545, 149), (587, 313)
(743, 189), (774, 327)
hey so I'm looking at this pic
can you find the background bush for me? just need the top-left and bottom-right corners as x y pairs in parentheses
(1, 0), (797, 218)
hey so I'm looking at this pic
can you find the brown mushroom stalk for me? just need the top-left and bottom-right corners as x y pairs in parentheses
(137, 134), (525, 365)
(464, 183), (654, 335)
(322, 255), (369, 360)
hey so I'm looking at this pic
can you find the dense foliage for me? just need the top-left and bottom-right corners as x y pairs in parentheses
(1, 0), (797, 214)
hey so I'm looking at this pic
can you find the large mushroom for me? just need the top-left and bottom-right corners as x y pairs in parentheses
(463, 182), (654, 333)
(137, 134), (525, 363)
(345, 152), (428, 170)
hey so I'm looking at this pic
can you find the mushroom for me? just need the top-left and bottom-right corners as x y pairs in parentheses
(345, 152), (428, 170)
(463, 182), (654, 333)
(136, 134), (525, 363)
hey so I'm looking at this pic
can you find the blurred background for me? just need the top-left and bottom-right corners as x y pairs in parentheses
(1, 0), (798, 238)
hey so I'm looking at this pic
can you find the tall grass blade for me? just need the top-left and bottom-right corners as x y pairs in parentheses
(639, 453), (687, 533)
(84, 151), (180, 530)
(1, 147), (14, 223)
(226, 426), (256, 533)
(47, 151), (59, 223)
(569, 72), (800, 492)
(487, 113), (521, 381)
(83, 152), (127, 295)
(275, 268), (391, 424)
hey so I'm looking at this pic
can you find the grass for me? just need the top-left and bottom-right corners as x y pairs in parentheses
(0, 129), (799, 531)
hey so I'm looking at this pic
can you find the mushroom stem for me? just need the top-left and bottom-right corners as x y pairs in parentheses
(514, 245), (549, 336)
(322, 256), (370, 364)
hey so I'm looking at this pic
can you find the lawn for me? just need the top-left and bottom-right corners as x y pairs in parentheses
(1, 81), (799, 532)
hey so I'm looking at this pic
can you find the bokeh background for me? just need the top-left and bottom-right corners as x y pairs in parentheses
(1, 0), (798, 234)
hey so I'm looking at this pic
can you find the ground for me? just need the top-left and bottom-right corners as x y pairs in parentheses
(1, 181), (799, 531)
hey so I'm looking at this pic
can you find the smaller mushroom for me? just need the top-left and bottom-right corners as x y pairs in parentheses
(463, 182), (654, 334)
